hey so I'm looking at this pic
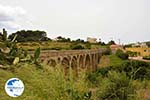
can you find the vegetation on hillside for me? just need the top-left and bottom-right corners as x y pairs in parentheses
(126, 51), (138, 57)
(5, 29), (108, 50)
(107, 40), (116, 45)
(0, 28), (150, 100)
(8, 30), (51, 42)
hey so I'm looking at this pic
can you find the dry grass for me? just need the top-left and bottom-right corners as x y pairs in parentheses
(126, 47), (150, 57)
(98, 55), (110, 68)
(17, 41), (71, 50)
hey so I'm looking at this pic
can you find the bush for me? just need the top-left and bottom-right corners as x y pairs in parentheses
(96, 67), (110, 77)
(85, 43), (91, 49)
(103, 47), (111, 55)
(86, 72), (102, 87)
(97, 71), (135, 100)
(143, 56), (150, 60)
(126, 51), (138, 57)
(86, 67), (110, 87)
(107, 40), (116, 45)
(116, 49), (129, 60)
(70, 44), (85, 50)
(112, 60), (150, 80)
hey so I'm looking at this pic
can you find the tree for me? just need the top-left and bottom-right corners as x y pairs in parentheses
(56, 36), (71, 42)
(2, 28), (7, 41)
(107, 40), (116, 45)
(75, 39), (84, 43)
(8, 30), (51, 42)
(99, 41), (106, 46)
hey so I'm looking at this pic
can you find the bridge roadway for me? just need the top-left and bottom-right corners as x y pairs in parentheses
(29, 48), (106, 74)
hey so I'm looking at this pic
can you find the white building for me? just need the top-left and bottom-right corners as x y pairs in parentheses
(87, 37), (97, 43)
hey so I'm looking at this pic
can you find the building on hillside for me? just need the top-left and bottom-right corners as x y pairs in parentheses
(132, 43), (140, 47)
(87, 37), (97, 43)
(132, 42), (148, 48)
(110, 44), (123, 54)
(141, 43), (148, 48)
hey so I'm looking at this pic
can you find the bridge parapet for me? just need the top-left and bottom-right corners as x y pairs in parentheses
(29, 48), (106, 74)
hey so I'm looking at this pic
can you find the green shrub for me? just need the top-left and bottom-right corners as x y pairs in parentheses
(143, 56), (150, 60)
(116, 49), (129, 60)
(96, 67), (110, 77)
(86, 72), (102, 87)
(97, 71), (135, 100)
(112, 60), (150, 80)
(85, 43), (91, 49)
(126, 51), (138, 57)
(70, 44), (85, 50)
(86, 67), (110, 87)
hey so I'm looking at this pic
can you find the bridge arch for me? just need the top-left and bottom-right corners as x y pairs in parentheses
(61, 57), (70, 74)
(91, 54), (96, 71)
(85, 54), (92, 71)
(71, 56), (78, 76)
(47, 59), (57, 67)
(79, 55), (85, 68)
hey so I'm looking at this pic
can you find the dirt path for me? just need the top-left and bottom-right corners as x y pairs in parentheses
(129, 57), (150, 62)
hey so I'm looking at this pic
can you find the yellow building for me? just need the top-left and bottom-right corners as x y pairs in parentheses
(125, 47), (150, 56)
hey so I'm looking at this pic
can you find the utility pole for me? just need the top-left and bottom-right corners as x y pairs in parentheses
(118, 39), (120, 45)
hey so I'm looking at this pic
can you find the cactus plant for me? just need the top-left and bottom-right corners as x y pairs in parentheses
(34, 47), (40, 64)
(0, 29), (32, 66)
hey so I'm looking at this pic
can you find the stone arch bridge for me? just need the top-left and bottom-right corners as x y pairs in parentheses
(29, 49), (106, 74)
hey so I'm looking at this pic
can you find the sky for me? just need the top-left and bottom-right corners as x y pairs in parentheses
(0, 0), (149, 44)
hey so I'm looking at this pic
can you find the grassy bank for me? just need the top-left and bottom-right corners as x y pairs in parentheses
(0, 63), (91, 100)
(98, 54), (125, 67)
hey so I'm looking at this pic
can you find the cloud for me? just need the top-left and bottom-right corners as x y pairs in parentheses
(0, 4), (33, 31)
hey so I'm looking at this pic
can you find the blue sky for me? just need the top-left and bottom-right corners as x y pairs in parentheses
(0, 0), (149, 44)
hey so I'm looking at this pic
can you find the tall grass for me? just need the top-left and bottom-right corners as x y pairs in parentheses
(0, 63), (91, 100)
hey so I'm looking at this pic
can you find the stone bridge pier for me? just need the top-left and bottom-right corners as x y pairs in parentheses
(29, 49), (105, 75)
